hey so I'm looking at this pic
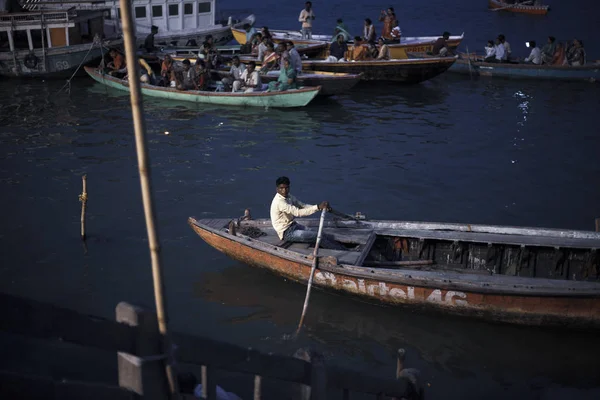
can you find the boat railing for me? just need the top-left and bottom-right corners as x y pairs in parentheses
(0, 10), (76, 27)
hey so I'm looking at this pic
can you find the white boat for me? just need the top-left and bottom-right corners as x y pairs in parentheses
(19, 0), (254, 47)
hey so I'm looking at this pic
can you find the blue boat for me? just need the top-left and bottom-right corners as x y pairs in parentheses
(449, 56), (600, 83)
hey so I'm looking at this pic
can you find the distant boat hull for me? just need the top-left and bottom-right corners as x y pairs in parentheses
(231, 27), (464, 59)
(302, 57), (456, 83)
(488, 0), (549, 15)
(0, 40), (122, 79)
(449, 56), (600, 82)
(84, 66), (320, 108)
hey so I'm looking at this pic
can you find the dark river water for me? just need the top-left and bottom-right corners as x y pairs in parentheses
(1, 0), (600, 398)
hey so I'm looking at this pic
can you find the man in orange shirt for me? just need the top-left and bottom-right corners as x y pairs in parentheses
(352, 37), (372, 61)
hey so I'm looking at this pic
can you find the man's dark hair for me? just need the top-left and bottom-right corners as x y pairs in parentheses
(498, 34), (505, 41)
(443, 31), (450, 38)
(232, 55), (240, 61)
(206, 34), (213, 40)
(549, 36), (555, 42)
(182, 58), (191, 65)
(365, 18), (372, 24)
(248, 60), (256, 67)
(337, 18), (343, 23)
(306, 1), (312, 5)
(276, 176), (290, 186)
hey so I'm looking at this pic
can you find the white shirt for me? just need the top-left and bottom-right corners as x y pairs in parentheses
(525, 47), (541, 64)
(485, 45), (496, 58)
(257, 42), (267, 61)
(229, 63), (245, 80)
(299, 9), (315, 28)
(502, 41), (511, 58)
(391, 26), (401, 39)
(494, 43), (505, 61)
(240, 69), (261, 87)
(270, 193), (318, 239)
(289, 47), (302, 74)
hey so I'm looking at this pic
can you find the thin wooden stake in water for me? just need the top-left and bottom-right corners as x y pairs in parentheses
(296, 208), (326, 336)
(79, 174), (87, 240)
(118, 0), (179, 397)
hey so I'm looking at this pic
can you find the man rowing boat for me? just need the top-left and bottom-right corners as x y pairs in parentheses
(270, 176), (345, 249)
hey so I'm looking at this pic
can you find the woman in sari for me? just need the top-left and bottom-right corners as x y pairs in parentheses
(378, 7), (397, 40)
(331, 18), (351, 43)
(267, 58), (297, 92)
(551, 42), (566, 66)
(376, 37), (390, 60)
(262, 42), (278, 70)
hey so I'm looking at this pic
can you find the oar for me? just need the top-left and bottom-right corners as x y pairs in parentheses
(295, 208), (327, 336)
(466, 46), (473, 78)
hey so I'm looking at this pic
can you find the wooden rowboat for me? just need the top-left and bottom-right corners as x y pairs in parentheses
(302, 56), (457, 83)
(488, 0), (549, 15)
(84, 67), (321, 108)
(449, 54), (600, 82)
(231, 27), (464, 59)
(212, 70), (361, 96)
(188, 216), (600, 329)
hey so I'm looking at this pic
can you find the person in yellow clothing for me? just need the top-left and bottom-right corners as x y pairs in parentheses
(270, 176), (345, 249)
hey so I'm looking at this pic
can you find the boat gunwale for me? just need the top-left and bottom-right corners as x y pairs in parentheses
(488, 0), (549, 12)
(303, 56), (458, 67)
(188, 217), (600, 297)
(457, 56), (600, 71)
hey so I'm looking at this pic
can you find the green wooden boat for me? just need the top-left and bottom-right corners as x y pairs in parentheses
(84, 67), (321, 108)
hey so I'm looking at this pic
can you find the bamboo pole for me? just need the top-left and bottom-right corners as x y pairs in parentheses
(118, 0), (179, 397)
(79, 174), (87, 241)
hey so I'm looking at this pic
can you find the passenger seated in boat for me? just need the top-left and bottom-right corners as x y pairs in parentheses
(286, 41), (303, 75)
(390, 25), (402, 43)
(194, 59), (211, 90)
(551, 42), (567, 65)
(431, 32), (450, 56)
(267, 58), (297, 92)
(257, 36), (270, 62)
(498, 34), (511, 61)
(523, 41), (541, 64)
(541, 36), (556, 64)
(332, 18), (351, 43)
(221, 55), (245, 91)
(107, 48), (126, 77)
(127, 58), (155, 85)
(262, 42), (278, 69)
(566, 39), (586, 66)
(376, 37), (390, 60)
(199, 42), (220, 69)
(160, 54), (175, 87)
(270, 176), (345, 250)
(250, 33), (263, 55)
(143, 25), (159, 53)
(484, 40), (496, 62)
(178, 59), (198, 90)
(352, 37), (371, 61)
(233, 61), (261, 93)
(327, 34), (349, 62)
(261, 26), (273, 41)
(486, 37), (505, 63)
(363, 18), (376, 44)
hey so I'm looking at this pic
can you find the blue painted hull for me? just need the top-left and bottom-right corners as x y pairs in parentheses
(449, 59), (600, 82)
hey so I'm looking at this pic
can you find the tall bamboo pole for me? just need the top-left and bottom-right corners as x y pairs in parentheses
(117, 0), (179, 397)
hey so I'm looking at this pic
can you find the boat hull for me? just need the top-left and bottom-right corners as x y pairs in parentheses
(0, 41), (120, 78)
(488, 0), (549, 15)
(84, 67), (320, 107)
(450, 58), (600, 82)
(231, 27), (464, 59)
(302, 57), (456, 83)
(189, 218), (600, 329)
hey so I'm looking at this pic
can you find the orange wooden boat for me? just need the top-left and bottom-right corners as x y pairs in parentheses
(488, 0), (549, 15)
(189, 216), (600, 329)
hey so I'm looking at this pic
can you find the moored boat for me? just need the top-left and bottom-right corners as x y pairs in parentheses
(488, 0), (549, 15)
(0, 9), (122, 78)
(231, 27), (464, 59)
(84, 66), (321, 108)
(188, 216), (600, 329)
(213, 69), (361, 96)
(449, 54), (600, 82)
(302, 56), (457, 83)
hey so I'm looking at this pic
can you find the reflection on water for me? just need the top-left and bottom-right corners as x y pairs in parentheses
(197, 265), (600, 398)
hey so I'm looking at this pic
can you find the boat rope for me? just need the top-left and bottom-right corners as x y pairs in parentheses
(57, 35), (101, 95)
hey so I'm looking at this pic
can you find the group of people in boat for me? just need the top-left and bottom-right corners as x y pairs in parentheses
(482, 34), (586, 66)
